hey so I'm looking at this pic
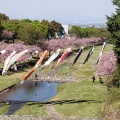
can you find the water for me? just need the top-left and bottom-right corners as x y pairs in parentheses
(0, 81), (60, 102)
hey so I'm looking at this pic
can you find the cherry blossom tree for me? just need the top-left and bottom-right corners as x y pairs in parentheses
(0, 42), (41, 62)
(95, 51), (116, 76)
(1, 30), (14, 43)
(44, 37), (103, 52)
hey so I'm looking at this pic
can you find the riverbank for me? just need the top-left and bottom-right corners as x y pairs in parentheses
(0, 43), (119, 119)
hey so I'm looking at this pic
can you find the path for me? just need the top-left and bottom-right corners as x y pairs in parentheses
(46, 104), (101, 120)
(0, 115), (101, 120)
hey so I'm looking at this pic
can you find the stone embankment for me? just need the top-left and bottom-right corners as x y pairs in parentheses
(0, 115), (101, 120)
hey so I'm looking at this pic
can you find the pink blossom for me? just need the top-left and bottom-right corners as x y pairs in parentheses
(95, 51), (116, 76)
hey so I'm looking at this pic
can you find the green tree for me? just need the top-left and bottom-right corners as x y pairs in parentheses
(20, 18), (32, 23)
(0, 13), (9, 41)
(69, 26), (110, 39)
(69, 26), (82, 38)
(31, 21), (48, 39)
(0, 19), (4, 41)
(41, 19), (52, 38)
(0, 13), (9, 21)
(18, 23), (42, 45)
(1, 19), (21, 33)
(49, 20), (64, 37)
(107, 0), (120, 85)
(18, 23), (45, 45)
(41, 19), (50, 26)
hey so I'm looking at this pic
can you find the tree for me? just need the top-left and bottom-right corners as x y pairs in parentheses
(69, 26), (82, 38)
(96, 51), (116, 76)
(41, 20), (50, 26)
(49, 20), (64, 37)
(20, 18), (32, 23)
(0, 13), (9, 21)
(107, 0), (120, 85)
(69, 26), (110, 39)
(18, 22), (47, 45)
(2, 19), (21, 33)
(0, 19), (4, 41)
(1, 19), (21, 42)
(41, 20), (52, 39)
(1, 30), (14, 43)
(31, 21), (48, 39)
(18, 23), (40, 45)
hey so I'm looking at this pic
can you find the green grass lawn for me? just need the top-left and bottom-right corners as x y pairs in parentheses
(0, 43), (115, 117)
(52, 80), (108, 118)
(0, 69), (29, 91)
(46, 43), (113, 81)
(101, 87), (120, 120)
(46, 43), (113, 118)
(0, 103), (9, 115)
(0, 59), (39, 91)
(14, 103), (47, 116)
(44, 43), (113, 118)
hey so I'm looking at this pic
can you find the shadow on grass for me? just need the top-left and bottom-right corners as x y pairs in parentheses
(0, 99), (103, 115)
(6, 101), (26, 115)
(0, 101), (26, 115)
(27, 99), (103, 107)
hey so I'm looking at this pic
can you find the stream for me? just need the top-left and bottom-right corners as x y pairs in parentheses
(0, 81), (60, 115)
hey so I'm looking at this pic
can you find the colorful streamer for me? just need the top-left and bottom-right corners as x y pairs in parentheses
(22, 68), (35, 83)
(6, 50), (28, 72)
(2, 51), (16, 75)
(33, 50), (49, 69)
(101, 42), (106, 52)
(42, 49), (61, 67)
(21, 50), (48, 83)
(96, 51), (102, 64)
(55, 48), (72, 66)
(83, 46), (94, 64)
(70, 46), (84, 68)
(96, 42), (106, 64)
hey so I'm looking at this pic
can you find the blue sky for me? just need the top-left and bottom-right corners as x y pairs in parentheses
(0, 0), (116, 24)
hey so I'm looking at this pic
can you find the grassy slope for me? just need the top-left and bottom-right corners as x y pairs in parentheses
(53, 44), (113, 79)
(0, 59), (38, 91)
(0, 43), (114, 117)
(14, 103), (47, 116)
(0, 69), (28, 91)
(102, 87), (120, 120)
(54, 81), (107, 118)
(49, 44), (113, 118)
(0, 104), (9, 115)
